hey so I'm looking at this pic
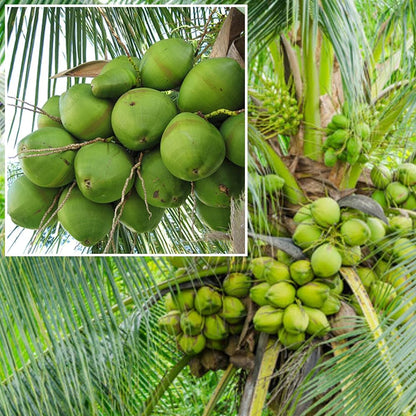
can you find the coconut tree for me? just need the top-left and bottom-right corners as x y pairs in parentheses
(1, 1), (416, 416)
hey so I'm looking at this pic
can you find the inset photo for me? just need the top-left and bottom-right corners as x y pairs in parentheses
(5, 5), (247, 256)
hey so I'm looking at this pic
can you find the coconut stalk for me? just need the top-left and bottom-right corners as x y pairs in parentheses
(318, 33), (333, 96)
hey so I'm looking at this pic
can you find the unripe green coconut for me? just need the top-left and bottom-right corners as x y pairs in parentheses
(249, 282), (271, 306)
(346, 136), (362, 165)
(194, 159), (244, 208)
(220, 112), (245, 167)
(320, 294), (341, 315)
(297, 282), (330, 308)
(112, 87), (177, 151)
(355, 121), (371, 139)
(194, 286), (222, 315)
(283, 304), (309, 334)
(310, 197), (340, 228)
(324, 147), (338, 167)
(326, 129), (349, 148)
(370, 281), (397, 309)
(331, 114), (349, 129)
(388, 215), (413, 235)
(119, 192), (164, 233)
(195, 200), (231, 232)
(385, 181), (409, 205)
(178, 57), (244, 115)
(265, 282), (296, 308)
(311, 244), (342, 277)
(293, 205), (313, 223)
(158, 310), (182, 336)
(374, 260), (389, 276)
(383, 265), (410, 291)
(340, 218), (371, 246)
(18, 127), (77, 188)
(203, 314), (229, 340)
(140, 38), (194, 90)
(366, 217), (387, 243)
(249, 257), (289, 282)
(397, 163), (416, 186)
(356, 267), (377, 288)
(180, 310), (205, 335)
(339, 245), (362, 266)
(100, 55), (140, 74)
(253, 305), (284, 334)
(223, 273), (252, 298)
(160, 112), (226, 181)
(57, 185), (113, 246)
(278, 327), (305, 350)
(401, 193), (416, 210)
(370, 165), (392, 190)
(371, 189), (388, 208)
(178, 333), (206, 355)
(292, 223), (323, 250)
(169, 289), (195, 312)
(37, 95), (62, 129)
(262, 174), (285, 194)
(303, 306), (330, 336)
(387, 296), (413, 324)
(331, 274), (344, 295)
(59, 83), (113, 141)
(220, 296), (247, 324)
(75, 141), (134, 203)
(135, 148), (191, 208)
(92, 67), (137, 99)
(392, 238), (416, 262)
(7, 175), (59, 229)
(289, 260), (314, 285)
(277, 250), (293, 266)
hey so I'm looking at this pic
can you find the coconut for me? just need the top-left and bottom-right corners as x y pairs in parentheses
(164, 293), (177, 311)
(194, 158), (244, 208)
(7, 175), (59, 229)
(371, 190), (388, 208)
(158, 310), (182, 336)
(402, 193), (416, 210)
(222, 273), (252, 298)
(320, 294), (341, 315)
(387, 296), (413, 324)
(331, 274), (344, 295)
(249, 282), (271, 306)
(289, 260), (314, 285)
(283, 304), (309, 334)
(160, 112), (226, 181)
(265, 282), (296, 308)
(339, 245), (362, 266)
(37, 95), (62, 129)
(262, 174), (285, 194)
(119, 192), (165, 233)
(180, 310), (205, 335)
(292, 223), (323, 250)
(194, 286), (222, 315)
(370, 165), (392, 189)
(366, 217), (387, 243)
(203, 314), (229, 340)
(92, 66), (138, 99)
(277, 250), (293, 266)
(311, 244), (342, 277)
(112, 87), (177, 150)
(75, 141), (134, 203)
(220, 112), (245, 167)
(253, 305), (284, 334)
(195, 200), (231, 232)
(250, 257), (283, 281)
(170, 289), (195, 312)
(397, 163), (416, 186)
(293, 205), (313, 223)
(297, 282), (330, 308)
(355, 121), (371, 139)
(385, 182), (409, 205)
(18, 127), (77, 188)
(219, 296), (247, 324)
(330, 302), (357, 336)
(178, 333), (206, 355)
(135, 148), (191, 208)
(331, 114), (349, 129)
(278, 327), (305, 350)
(383, 266), (410, 291)
(392, 238), (416, 263)
(303, 306), (330, 336)
(340, 218), (371, 246)
(263, 261), (291, 285)
(57, 185), (113, 246)
(388, 215), (413, 235)
(310, 197), (340, 228)
(59, 83), (113, 141)
(356, 267), (377, 288)
(140, 38), (194, 90)
(370, 281), (397, 309)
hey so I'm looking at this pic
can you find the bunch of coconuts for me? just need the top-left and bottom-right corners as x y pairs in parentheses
(370, 163), (416, 210)
(8, 37), (245, 248)
(158, 272), (253, 374)
(323, 112), (371, 166)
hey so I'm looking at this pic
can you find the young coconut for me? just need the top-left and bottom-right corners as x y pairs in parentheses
(249, 282), (271, 306)
(219, 296), (247, 324)
(297, 282), (330, 309)
(311, 244), (342, 277)
(289, 260), (314, 285)
(158, 310), (182, 336)
(310, 197), (341, 228)
(180, 310), (205, 335)
(222, 273), (252, 298)
(340, 218), (371, 246)
(203, 314), (229, 340)
(194, 286), (222, 315)
(253, 305), (284, 334)
(303, 306), (330, 336)
(178, 333), (206, 355)
(278, 327), (305, 350)
(265, 281), (296, 309)
(283, 304), (309, 335)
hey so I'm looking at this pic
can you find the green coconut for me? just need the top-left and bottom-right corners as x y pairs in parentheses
(203, 314), (229, 340)
(355, 121), (371, 139)
(7, 175), (59, 229)
(331, 114), (350, 129)
(100, 56), (140, 74)
(220, 112), (245, 167)
(178, 57), (244, 115)
(253, 305), (284, 334)
(158, 310), (182, 336)
(310, 197), (341, 228)
(303, 306), (330, 336)
(262, 174), (285, 194)
(330, 274), (344, 295)
(249, 282), (271, 306)
(370, 281), (397, 309)
(293, 205), (313, 223)
(340, 245), (362, 266)
(37, 95), (62, 129)
(249, 257), (287, 281)
(397, 163), (416, 186)
(194, 159), (244, 208)
(135, 148), (191, 208)
(371, 189), (388, 208)
(222, 273), (252, 298)
(219, 296), (247, 324)
(180, 310), (205, 335)
(297, 282), (330, 308)
(366, 217), (387, 243)
(195, 200), (230, 232)
(340, 218), (371, 246)
(75, 141), (134, 203)
(311, 244), (342, 277)
(278, 327), (305, 350)
(265, 282), (296, 309)
(178, 333), (206, 355)
(289, 260), (314, 285)
(356, 267), (377, 288)
(59, 83), (114, 141)
(18, 127), (77, 188)
(292, 223), (323, 250)
(160, 112), (226, 181)
(392, 238), (416, 262)
(283, 304), (309, 334)
(57, 185), (114, 246)
(111, 87), (177, 151)
(320, 294), (341, 315)
(140, 38), (194, 90)
(194, 286), (222, 316)
(119, 192), (164, 233)
(370, 165), (392, 189)
(385, 181), (409, 205)
(402, 193), (416, 210)
(169, 290), (195, 312)
(388, 215), (413, 235)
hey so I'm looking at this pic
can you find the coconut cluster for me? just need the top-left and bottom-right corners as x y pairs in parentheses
(158, 273), (252, 372)
(8, 38), (245, 247)
(249, 256), (341, 350)
(323, 113), (371, 166)
(371, 164), (416, 210)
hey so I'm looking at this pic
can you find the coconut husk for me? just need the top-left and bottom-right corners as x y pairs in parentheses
(201, 349), (229, 371)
